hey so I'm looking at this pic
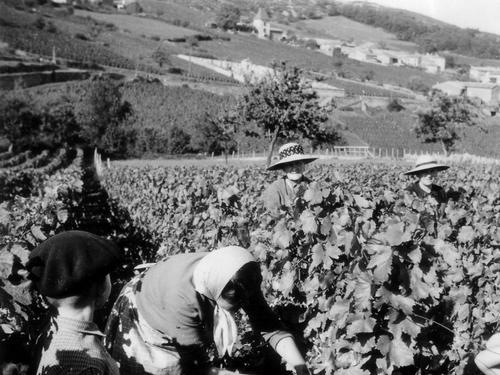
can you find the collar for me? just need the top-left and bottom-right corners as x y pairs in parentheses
(52, 316), (106, 337)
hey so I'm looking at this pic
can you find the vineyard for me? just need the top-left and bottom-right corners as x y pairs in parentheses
(1, 148), (499, 375)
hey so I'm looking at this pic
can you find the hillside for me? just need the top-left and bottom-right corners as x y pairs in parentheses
(0, 1), (498, 159)
(292, 16), (418, 52)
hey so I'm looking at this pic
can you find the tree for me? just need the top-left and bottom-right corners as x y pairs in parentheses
(191, 107), (238, 161)
(0, 95), (42, 152)
(215, 4), (241, 30)
(0, 94), (81, 152)
(238, 62), (331, 166)
(76, 77), (134, 157)
(415, 90), (478, 155)
(152, 47), (170, 68)
(168, 126), (191, 154)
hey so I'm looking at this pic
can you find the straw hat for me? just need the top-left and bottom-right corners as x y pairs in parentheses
(404, 154), (449, 176)
(267, 143), (317, 171)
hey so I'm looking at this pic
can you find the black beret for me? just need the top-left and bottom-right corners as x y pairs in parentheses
(26, 230), (122, 298)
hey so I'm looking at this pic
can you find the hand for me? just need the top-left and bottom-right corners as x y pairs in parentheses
(294, 364), (312, 375)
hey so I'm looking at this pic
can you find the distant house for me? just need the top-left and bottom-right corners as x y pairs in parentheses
(310, 81), (346, 102)
(253, 8), (285, 41)
(466, 82), (500, 103)
(113, 0), (136, 9)
(313, 38), (344, 56)
(420, 54), (446, 73)
(470, 66), (500, 83)
(433, 81), (500, 104)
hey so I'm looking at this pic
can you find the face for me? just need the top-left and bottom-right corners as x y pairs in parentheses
(419, 170), (438, 186)
(217, 263), (262, 312)
(284, 161), (306, 180)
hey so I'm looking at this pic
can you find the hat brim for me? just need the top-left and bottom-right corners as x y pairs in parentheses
(404, 164), (449, 176)
(267, 155), (318, 171)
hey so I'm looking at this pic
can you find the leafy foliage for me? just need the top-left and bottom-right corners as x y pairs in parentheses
(415, 91), (478, 155)
(0, 149), (84, 369)
(215, 4), (241, 30)
(238, 62), (331, 165)
(100, 160), (499, 375)
(0, 93), (80, 153)
(75, 78), (135, 158)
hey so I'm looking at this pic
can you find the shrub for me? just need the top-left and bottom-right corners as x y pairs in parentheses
(74, 33), (89, 41)
(387, 98), (405, 112)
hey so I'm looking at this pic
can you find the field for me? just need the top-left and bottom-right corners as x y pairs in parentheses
(338, 109), (500, 158)
(293, 16), (419, 52)
(2, 146), (499, 375)
(74, 9), (199, 39)
(139, 0), (213, 27)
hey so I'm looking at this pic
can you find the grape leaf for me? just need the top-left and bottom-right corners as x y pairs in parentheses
(353, 195), (371, 209)
(329, 299), (350, 321)
(300, 210), (318, 234)
(375, 286), (415, 315)
(310, 243), (325, 269)
(272, 221), (291, 249)
(31, 225), (46, 241)
(304, 182), (323, 205)
(389, 336), (414, 367)
(457, 226), (475, 243)
(354, 274), (372, 311)
(346, 317), (376, 337)
(366, 242), (392, 283)
(0, 251), (15, 279)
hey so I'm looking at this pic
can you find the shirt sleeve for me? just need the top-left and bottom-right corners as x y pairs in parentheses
(243, 290), (293, 349)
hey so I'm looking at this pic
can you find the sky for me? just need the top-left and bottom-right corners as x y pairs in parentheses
(338, 0), (500, 36)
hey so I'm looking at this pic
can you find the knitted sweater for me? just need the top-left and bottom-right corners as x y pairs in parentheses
(35, 316), (119, 375)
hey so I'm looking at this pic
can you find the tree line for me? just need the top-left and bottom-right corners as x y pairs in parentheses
(327, 2), (500, 59)
(0, 64), (342, 161)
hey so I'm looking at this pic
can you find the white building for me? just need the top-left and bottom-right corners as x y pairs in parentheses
(252, 8), (285, 40)
(176, 55), (345, 102)
(433, 81), (500, 104)
(470, 66), (500, 84)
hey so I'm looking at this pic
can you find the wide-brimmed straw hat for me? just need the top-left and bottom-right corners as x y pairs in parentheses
(404, 154), (449, 176)
(267, 143), (317, 171)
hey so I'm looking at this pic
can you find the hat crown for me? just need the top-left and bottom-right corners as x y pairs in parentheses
(278, 143), (304, 160)
(414, 154), (438, 168)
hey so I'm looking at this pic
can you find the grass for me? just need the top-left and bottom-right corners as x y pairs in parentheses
(293, 16), (419, 52)
(138, 0), (211, 28)
(338, 108), (500, 158)
(74, 9), (199, 39)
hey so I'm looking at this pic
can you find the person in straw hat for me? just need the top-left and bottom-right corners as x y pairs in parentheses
(262, 142), (317, 216)
(404, 154), (449, 211)
(104, 246), (311, 375)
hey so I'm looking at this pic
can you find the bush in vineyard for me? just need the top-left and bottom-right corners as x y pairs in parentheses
(0, 149), (84, 372)
(101, 162), (499, 374)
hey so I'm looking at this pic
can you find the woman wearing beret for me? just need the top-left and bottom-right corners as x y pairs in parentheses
(262, 143), (317, 217)
(26, 230), (122, 375)
(104, 246), (311, 375)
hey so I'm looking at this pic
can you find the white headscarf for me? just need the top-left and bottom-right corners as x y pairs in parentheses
(192, 246), (256, 356)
